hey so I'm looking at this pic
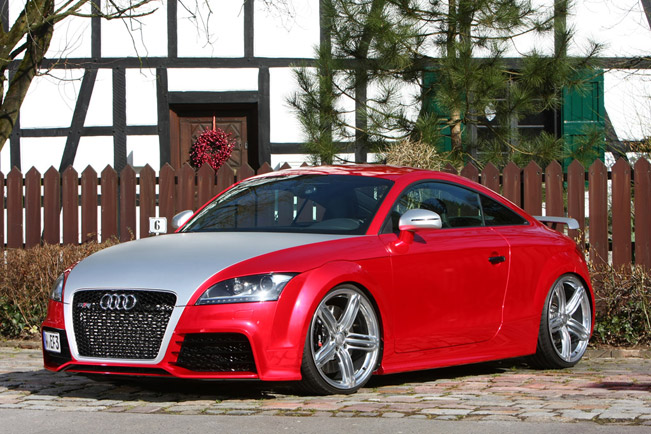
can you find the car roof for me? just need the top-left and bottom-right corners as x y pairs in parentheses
(256, 164), (449, 181)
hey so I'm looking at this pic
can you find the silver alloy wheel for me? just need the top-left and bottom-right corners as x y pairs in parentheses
(546, 275), (592, 363)
(309, 287), (380, 391)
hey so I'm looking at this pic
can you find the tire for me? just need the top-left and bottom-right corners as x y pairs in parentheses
(530, 274), (592, 369)
(299, 285), (381, 395)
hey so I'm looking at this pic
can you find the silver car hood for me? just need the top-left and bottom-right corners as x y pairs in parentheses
(63, 232), (352, 306)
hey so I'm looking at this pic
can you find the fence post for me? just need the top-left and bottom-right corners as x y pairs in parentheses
(0, 172), (4, 248)
(177, 163), (195, 212)
(481, 163), (500, 193)
(7, 168), (23, 248)
(237, 161), (255, 182)
(25, 167), (42, 248)
(159, 164), (176, 234)
(139, 164), (156, 239)
(217, 164), (235, 195)
(197, 164), (216, 207)
(81, 166), (98, 243)
(43, 167), (60, 245)
(119, 165), (137, 242)
(62, 167), (79, 245)
(524, 161), (542, 216)
(567, 160), (586, 246)
(545, 161), (564, 219)
(634, 158), (651, 270)
(101, 166), (118, 242)
(460, 163), (479, 183)
(611, 158), (632, 269)
(502, 162), (521, 207)
(589, 160), (608, 267)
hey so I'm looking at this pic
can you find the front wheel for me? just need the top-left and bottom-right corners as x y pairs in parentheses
(530, 274), (592, 369)
(299, 286), (381, 395)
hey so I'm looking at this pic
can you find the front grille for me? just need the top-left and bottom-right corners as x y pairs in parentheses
(175, 333), (256, 372)
(72, 290), (176, 360)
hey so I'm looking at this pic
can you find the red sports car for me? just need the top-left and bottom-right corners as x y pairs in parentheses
(42, 165), (594, 395)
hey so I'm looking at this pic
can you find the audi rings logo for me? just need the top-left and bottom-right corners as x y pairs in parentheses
(99, 293), (137, 311)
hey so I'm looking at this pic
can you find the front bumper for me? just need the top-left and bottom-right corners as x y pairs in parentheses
(41, 299), (304, 381)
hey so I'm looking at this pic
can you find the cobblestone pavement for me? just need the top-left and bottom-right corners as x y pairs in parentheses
(0, 346), (649, 425)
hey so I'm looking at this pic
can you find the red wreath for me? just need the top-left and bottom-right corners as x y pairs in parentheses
(188, 124), (235, 171)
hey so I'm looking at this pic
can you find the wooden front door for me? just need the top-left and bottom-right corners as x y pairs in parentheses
(170, 112), (248, 171)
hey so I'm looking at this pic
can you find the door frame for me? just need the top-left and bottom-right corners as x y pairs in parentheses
(169, 102), (260, 170)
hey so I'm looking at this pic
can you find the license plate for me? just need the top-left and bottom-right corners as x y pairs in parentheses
(43, 331), (61, 353)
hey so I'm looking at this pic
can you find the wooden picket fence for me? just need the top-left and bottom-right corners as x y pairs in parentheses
(1, 158), (650, 270)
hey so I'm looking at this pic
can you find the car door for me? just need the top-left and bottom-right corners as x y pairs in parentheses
(380, 181), (510, 352)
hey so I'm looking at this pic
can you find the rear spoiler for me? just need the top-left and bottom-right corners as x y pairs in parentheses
(534, 216), (580, 230)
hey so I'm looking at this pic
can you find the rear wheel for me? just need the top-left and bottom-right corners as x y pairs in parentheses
(299, 286), (381, 395)
(530, 274), (592, 368)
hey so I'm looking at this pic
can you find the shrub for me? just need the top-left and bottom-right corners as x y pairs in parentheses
(591, 264), (651, 346)
(0, 241), (117, 339)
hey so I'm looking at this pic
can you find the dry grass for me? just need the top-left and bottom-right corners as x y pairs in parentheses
(383, 139), (448, 170)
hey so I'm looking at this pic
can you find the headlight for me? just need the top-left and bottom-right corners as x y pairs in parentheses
(50, 274), (65, 302)
(196, 273), (297, 305)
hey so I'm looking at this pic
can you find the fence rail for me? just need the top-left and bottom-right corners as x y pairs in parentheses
(2, 158), (650, 269)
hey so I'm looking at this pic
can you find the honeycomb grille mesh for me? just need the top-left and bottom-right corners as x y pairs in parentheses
(176, 333), (257, 372)
(72, 290), (176, 359)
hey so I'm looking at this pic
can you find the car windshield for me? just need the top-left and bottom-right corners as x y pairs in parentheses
(181, 174), (394, 235)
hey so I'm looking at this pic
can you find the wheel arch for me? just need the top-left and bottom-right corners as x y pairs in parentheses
(531, 251), (595, 333)
(278, 260), (391, 372)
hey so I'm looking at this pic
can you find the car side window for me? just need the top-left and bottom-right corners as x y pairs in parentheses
(383, 182), (484, 233)
(480, 195), (528, 226)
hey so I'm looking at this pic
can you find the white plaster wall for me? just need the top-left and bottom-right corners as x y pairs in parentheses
(126, 68), (158, 125)
(74, 136), (114, 171)
(168, 68), (259, 91)
(127, 135), (160, 168)
(270, 67), (303, 142)
(570, 0), (651, 57)
(101, 1), (165, 58)
(0, 142), (11, 173)
(21, 69), (84, 128)
(254, 0), (320, 58)
(46, 2), (92, 59)
(84, 69), (113, 127)
(20, 137), (66, 173)
(177, 0), (244, 57)
(605, 70), (651, 141)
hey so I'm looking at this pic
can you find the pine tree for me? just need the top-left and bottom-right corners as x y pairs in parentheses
(290, 0), (600, 167)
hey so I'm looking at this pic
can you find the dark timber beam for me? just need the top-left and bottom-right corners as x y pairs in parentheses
(156, 67), (171, 167)
(258, 67), (271, 165)
(642, 0), (651, 30)
(167, 0), (177, 58)
(91, 0), (101, 60)
(22, 125), (157, 137)
(168, 91), (258, 105)
(59, 69), (98, 171)
(113, 68), (127, 172)
(244, 0), (254, 59)
(29, 56), (651, 71)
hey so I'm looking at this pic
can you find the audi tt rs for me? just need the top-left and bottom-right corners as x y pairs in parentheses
(42, 165), (594, 394)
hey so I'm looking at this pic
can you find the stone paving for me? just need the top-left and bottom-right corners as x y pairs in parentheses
(0, 345), (649, 425)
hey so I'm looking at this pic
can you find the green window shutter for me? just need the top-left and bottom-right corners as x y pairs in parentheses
(561, 70), (605, 169)
(423, 70), (452, 152)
